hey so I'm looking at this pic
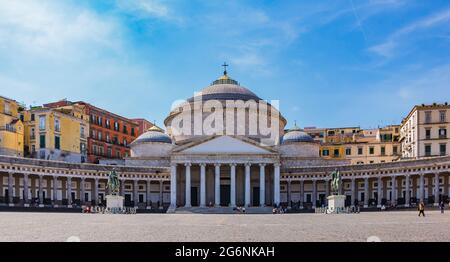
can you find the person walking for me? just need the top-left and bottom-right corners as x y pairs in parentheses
(440, 201), (445, 214)
(418, 201), (425, 217)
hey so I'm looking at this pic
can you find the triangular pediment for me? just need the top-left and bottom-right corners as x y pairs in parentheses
(175, 136), (275, 154)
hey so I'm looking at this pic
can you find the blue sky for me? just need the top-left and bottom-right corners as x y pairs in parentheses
(1, 0), (450, 129)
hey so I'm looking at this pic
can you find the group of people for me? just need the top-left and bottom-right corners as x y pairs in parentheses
(417, 201), (446, 217)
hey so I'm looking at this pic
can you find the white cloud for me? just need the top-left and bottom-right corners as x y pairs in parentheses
(369, 7), (450, 58)
(0, 0), (123, 60)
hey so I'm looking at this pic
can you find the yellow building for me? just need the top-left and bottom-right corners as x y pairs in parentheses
(319, 125), (401, 164)
(22, 105), (89, 163)
(0, 96), (24, 157)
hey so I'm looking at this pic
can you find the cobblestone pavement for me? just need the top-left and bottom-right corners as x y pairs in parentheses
(0, 211), (449, 242)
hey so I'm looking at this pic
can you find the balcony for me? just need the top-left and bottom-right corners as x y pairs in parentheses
(0, 125), (16, 133)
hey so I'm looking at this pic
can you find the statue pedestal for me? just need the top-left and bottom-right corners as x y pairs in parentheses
(106, 195), (124, 209)
(327, 195), (346, 213)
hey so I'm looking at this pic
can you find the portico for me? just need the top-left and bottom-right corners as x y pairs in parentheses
(169, 136), (280, 209)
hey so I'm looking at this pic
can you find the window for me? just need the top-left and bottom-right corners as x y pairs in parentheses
(439, 128), (447, 138)
(123, 125), (128, 134)
(107, 147), (112, 157)
(31, 114), (35, 121)
(425, 111), (432, 123)
(39, 115), (46, 130)
(425, 144), (432, 156)
(92, 130), (96, 139)
(106, 133), (110, 143)
(92, 145), (97, 155)
(54, 136), (60, 150)
(322, 150), (329, 156)
(114, 121), (119, 131)
(440, 111), (446, 122)
(106, 119), (110, 129)
(123, 139), (127, 147)
(4, 102), (10, 114)
(369, 147), (374, 155)
(31, 145), (36, 153)
(90, 114), (95, 123)
(440, 144), (446, 156)
(425, 128), (431, 139)
(30, 128), (35, 140)
(393, 146), (398, 155)
(113, 136), (118, 144)
(97, 116), (102, 126)
(98, 132), (102, 141)
(39, 135), (46, 149)
(80, 126), (85, 138)
(333, 149), (339, 157)
(381, 146), (386, 156)
(358, 147), (363, 155)
(54, 118), (60, 132)
(345, 148), (351, 155)
(131, 128), (135, 136)
(80, 143), (86, 154)
(116, 151), (121, 158)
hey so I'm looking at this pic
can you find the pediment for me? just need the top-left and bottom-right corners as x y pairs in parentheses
(175, 136), (275, 154)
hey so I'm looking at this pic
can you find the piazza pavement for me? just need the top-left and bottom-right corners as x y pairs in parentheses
(0, 210), (449, 242)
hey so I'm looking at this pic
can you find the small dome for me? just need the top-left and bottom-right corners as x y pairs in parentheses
(131, 126), (172, 144)
(282, 125), (314, 144)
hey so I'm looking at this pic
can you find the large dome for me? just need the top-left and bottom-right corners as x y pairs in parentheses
(187, 73), (260, 102)
(282, 126), (314, 144)
(131, 126), (172, 144)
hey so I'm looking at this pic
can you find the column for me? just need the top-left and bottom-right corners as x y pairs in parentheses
(244, 163), (251, 207)
(325, 179), (330, 197)
(184, 163), (191, 207)
(23, 174), (29, 206)
(230, 163), (236, 207)
(214, 164), (221, 207)
(287, 179), (292, 207)
(299, 180), (304, 209)
(120, 178), (125, 196)
(53, 176), (58, 206)
(405, 175), (410, 207)
(273, 163), (280, 206)
(170, 164), (177, 208)
(94, 178), (99, 205)
(364, 177), (369, 208)
(7, 172), (13, 205)
(38, 175), (44, 206)
(159, 180), (163, 208)
(146, 180), (151, 209)
(200, 163), (206, 207)
(351, 178), (356, 206)
(312, 180), (317, 209)
(259, 164), (265, 207)
(80, 177), (86, 205)
(133, 180), (138, 208)
(391, 176), (396, 206)
(434, 173), (440, 206)
(377, 176), (382, 207)
(419, 174), (424, 202)
(67, 176), (72, 207)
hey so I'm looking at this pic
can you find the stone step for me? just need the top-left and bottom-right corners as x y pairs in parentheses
(172, 206), (273, 214)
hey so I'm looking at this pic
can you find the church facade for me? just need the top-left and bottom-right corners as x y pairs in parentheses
(0, 71), (449, 212)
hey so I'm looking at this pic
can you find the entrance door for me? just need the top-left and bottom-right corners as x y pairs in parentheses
(253, 187), (260, 206)
(125, 194), (131, 206)
(220, 185), (230, 206)
(191, 187), (198, 206)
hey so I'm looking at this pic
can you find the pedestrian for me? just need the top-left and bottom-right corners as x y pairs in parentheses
(418, 201), (425, 217)
(440, 201), (445, 214)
